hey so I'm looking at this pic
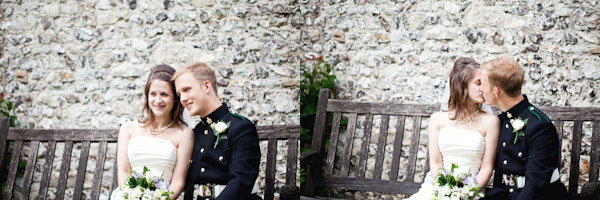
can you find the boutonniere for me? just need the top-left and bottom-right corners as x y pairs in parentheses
(510, 117), (529, 144)
(210, 120), (230, 149)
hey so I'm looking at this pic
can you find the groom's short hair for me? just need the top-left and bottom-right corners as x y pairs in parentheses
(482, 56), (523, 98)
(173, 62), (219, 96)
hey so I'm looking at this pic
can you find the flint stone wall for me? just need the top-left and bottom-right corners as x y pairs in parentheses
(1, 0), (300, 199)
(300, 0), (599, 199)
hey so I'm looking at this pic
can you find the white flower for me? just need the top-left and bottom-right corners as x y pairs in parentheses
(152, 190), (163, 198)
(450, 192), (460, 200)
(214, 121), (228, 133)
(129, 186), (143, 199)
(511, 119), (525, 130)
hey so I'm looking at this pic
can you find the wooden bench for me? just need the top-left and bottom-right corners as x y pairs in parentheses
(302, 88), (600, 198)
(0, 118), (300, 200)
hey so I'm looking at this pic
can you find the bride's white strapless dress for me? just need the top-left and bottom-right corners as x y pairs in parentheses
(110, 136), (177, 199)
(405, 127), (485, 200)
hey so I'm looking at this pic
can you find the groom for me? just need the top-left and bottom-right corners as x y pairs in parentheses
(174, 62), (261, 200)
(479, 56), (567, 200)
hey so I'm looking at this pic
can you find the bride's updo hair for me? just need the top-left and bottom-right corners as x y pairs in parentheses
(139, 65), (187, 127)
(447, 57), (483, 121)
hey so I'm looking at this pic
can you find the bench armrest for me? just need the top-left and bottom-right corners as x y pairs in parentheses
(299, 151), (320, 165)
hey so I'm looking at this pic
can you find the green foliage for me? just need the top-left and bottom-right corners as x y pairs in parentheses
(300, 56), (336, 117)
(0, 93), (17, 126)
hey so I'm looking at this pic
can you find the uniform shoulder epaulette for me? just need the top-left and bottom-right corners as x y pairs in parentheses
(528, 106), (550, 122)
(230, 112), (246, 122)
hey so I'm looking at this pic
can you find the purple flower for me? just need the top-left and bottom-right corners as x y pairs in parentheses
(165, 181), (170, 189)
(442, 170), (450, 177)
(154, 177), (160, 185)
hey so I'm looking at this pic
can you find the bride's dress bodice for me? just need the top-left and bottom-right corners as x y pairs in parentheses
(437, 126), (485, 174)
(405, 126), (485, 199)
(128, 136), (177, 181)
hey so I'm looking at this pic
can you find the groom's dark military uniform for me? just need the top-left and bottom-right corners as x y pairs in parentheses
(185, 104), (261, 200)
(485, 96), (567, 200)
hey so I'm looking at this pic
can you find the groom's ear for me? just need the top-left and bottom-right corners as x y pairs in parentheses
(202, 80), (214, 95)
(493, 87), (501, 98)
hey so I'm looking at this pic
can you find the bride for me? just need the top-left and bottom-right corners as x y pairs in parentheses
(406, 58), (500, 199)
(111, 65), (194, 199)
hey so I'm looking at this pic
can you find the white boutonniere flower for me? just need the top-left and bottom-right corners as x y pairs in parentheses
(510, 117), (529, 144)
(210, 120), (230, 149)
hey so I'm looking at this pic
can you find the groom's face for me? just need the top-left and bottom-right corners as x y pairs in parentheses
(175, 72), (208, 116)
(480, 70), (497, 106)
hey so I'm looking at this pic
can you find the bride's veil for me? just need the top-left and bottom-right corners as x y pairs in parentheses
(439, 82), (493, 113)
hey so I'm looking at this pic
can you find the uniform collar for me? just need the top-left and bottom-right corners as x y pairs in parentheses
(200, 103), (229, 125)
(499, 95), (531, 121)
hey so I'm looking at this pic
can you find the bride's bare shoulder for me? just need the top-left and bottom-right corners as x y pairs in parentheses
(479, 112), (500, 125)
(431, 111), (449, 120)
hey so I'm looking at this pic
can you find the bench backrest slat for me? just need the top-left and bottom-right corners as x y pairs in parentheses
(554, 120), (564, 167)
(286, 137), (299, 186)
(5, 140), (23, 200)
(112, 149), (119, 192)
(389, 115), (406, 181)
(92, 141), (109, 200)
(340, 113), (358, 176)
(22, 140), (40, 199)
(569, 120), (583, 194)
(0, 119), (10, 188)
(74, 141), (91, 200)
(39, 141), (56, 200)
(373, 115), (390, 180)
(356, 113), (372, 178)
(405, 116), (423, 182)
(325, 112), (342, 175)
(590, 121), (600, 183)
(57, 140), (74, 200)
(264, 138), (278, 200)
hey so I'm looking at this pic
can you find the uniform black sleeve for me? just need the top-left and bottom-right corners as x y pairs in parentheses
(216, 122), (261, 200)
(518, 122), (560, 200)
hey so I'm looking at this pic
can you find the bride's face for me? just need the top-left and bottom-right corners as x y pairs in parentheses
(148, 80), (175, 119)
(467, 69), (485, 104)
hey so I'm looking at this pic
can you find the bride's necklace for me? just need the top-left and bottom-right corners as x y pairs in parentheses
(454, 111), (479, 124)
(150, 121), (174, 135)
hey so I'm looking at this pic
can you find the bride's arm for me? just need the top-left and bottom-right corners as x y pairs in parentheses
(116, 122), (134, 185)
(169, 127), (194, 199)
(428, 112), (443, 176)
(477, 115), (500, 187)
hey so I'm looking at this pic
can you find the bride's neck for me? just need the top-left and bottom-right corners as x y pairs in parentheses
(152, 115), (173, 128)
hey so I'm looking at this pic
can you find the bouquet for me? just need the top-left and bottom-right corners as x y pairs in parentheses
(112, 166), (173, 200)
(432, 163), (483, 200)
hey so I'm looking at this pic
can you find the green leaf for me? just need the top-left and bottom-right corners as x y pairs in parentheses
(143, 166), (149, 174)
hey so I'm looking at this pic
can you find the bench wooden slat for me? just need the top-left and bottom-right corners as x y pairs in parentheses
(543, 107), (600, 121)
(74, 141), (91, 200)
(318, 176), (420, 194)
(92, 141), (108, 200)
(264, 138), (277, 200)
(4, 140), (23, 200)
(326, 100), (439, 116)
(357, 114), (372, 178)
(423, 151), (430, 179)
(405, 116), (422, 182)
(57, 141), (74, 200)
(286, 137), (298, 186)
(0, 118), (10, 186)
(341, 113), (358, 176)
(569, 120), (582, 194)
(325, 112), (342, 175)
(590, 121), (600, 182)
(8, 129), (118, 141)
(22, 141), (40, 199)
(305, 89), (331, 196)
(554, 120), (564, 168)
(257, 125), (300, 139)
(389, 116), (406, 181)
(39, 141), (56, 200)
(112, 145), (119, 192)
(373, 115), (389, 179)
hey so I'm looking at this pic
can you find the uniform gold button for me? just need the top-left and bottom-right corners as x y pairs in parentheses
(204, 130), (208, 135)
(507, 112), (512, 118)
(509, 188), (514, 193)
(505, 124), (509, 128)
(219, 156), (223, 161)
(201, 168), (205, 173)
(518, 152), (523, 157)
(503, 160), (508, 165)
(503, 142), (506, 147)
(200, 148), (205, 153)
